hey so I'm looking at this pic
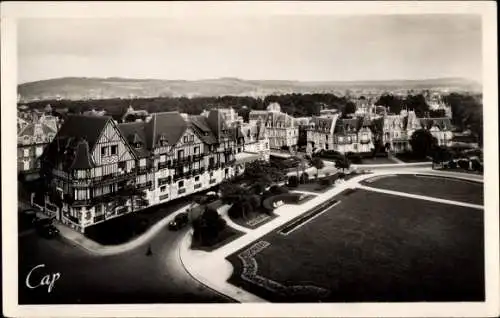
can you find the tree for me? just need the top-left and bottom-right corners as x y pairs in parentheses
(410, 129), (437, 159)
(310, 157), (325, 179)
(344, 102), (356, 116)
(335, 155), (351, 173)
(288, 175), (299, 187)
(192, 206), (227, 246)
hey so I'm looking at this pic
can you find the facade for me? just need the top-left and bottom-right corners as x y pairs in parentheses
(239, 121), (270, 161)
(382, 110), (453, 153)
(249, 103), (298, 150)
(306, 113), (339, 152)
(38, 110), (244, 233)
(333, 117), (374, 154)
(18, 114), (59, 175)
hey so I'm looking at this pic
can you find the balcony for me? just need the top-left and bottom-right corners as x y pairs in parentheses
(93, 214), (105, 223)
(158, 162), (169, 170)
(91, 171), (136, 186)
(136, 181), (153, 190)
(193, 153), (204, 161)
(158, 177), (171, 186)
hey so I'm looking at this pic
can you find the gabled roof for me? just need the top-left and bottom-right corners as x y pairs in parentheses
(118, 122), (150, 158)
(190, 115), (218, 144)
(40, 115), (111, 171)
(56, 115), (110, 151)
(145, 112), (188, 148)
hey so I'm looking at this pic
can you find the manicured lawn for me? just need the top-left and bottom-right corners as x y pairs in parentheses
(395, 152), (431, 163)
(227, 189), (484, 302)
(361, 174), (483, 205)
(358, 157), (398, 165)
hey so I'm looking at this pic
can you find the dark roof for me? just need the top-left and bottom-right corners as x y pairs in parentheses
(190, 115), (218, 144)
(69, 140), (95, 169)
(420, 117), (452, 130)
(40, 115), (111, 171)
(56, 115), (110, 151)
(118, 122), (150, 158)
(145, 112), (188, 148)
(334, 118), (360, 134)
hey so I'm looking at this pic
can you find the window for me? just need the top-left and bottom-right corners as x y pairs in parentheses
(118, 161), (126, 171)
(210, 172), (214, 177)
(139, 158), (146, 166)
(160, 185), (166, 192)
(23, 148), (30, 157)
(183, 136), (188, 143)
(111, 145), (118, 155)
(178, 150), (184, 159)
(160, 154), (166, 162)
(101, 146), (107, 156)
(190, 135), (194, 142)
(178, 181), (184, 188)
(194, 146), (199, 154)
(195, 176), (200, 182)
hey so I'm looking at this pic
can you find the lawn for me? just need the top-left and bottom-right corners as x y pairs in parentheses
(361, 174), (483, 205)
(227, 189), (484, 302)
(395, 152), (431, 163)
(358, 157), (398, 165)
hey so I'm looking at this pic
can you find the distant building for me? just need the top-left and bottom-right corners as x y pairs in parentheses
(239, 121), (270, 161)
(249, 103), (298, 150)
(122, 105), (149, 123)
(18, 114), (59, 177)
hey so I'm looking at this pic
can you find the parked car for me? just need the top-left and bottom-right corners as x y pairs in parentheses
(35, 217), (60, 239)
(20, 208), (39, 225)
(168, 212), (189, 231)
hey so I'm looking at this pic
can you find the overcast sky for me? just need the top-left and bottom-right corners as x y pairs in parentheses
(17, 15), (482, 84)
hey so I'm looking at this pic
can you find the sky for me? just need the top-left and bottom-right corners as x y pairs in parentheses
(17, 15), (482, 84)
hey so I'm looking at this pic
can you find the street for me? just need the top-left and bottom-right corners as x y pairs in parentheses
(18, 221), (232, 304)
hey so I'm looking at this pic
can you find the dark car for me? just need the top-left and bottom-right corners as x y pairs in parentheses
(20, 209), (39, 226)
(168, 212), (189, 231)
(35, 217), (60, 239)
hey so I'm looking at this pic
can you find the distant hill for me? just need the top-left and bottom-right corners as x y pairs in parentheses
(18, 76), (482, 102)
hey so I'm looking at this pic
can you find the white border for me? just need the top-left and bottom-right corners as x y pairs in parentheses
(2, 1), (498, 317)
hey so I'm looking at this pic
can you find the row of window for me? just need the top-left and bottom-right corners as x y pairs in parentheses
(101, 145), (118, 157)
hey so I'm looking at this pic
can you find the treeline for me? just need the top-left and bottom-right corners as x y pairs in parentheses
(23, 92), (482, 144)
(23, 93), (351, 122)
(442, 93), (483, 145)
(374, 93), (430, 116)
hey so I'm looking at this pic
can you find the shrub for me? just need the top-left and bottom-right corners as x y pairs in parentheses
(319, 178), (333, 186)
(448, 160), (457, 169)
(288, 175), (299, 187)
(470, 159), (482, 172)
(458, 159), (470, 170)
(269, 185), (289, 194)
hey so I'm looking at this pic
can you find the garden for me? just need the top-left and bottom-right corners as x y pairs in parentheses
(227, 188), (484, 302)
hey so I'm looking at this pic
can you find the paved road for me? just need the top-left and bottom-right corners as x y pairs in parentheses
(18, 221), (232, 304)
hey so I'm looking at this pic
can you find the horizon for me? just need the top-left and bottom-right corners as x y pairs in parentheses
(18, 15), (482, 85)
(18, 75), (481, 86)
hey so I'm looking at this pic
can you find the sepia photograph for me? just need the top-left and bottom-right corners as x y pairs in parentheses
(2, 1), (498, 317)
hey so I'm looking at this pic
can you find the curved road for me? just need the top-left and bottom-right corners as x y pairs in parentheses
(18, 222), (232, 304)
